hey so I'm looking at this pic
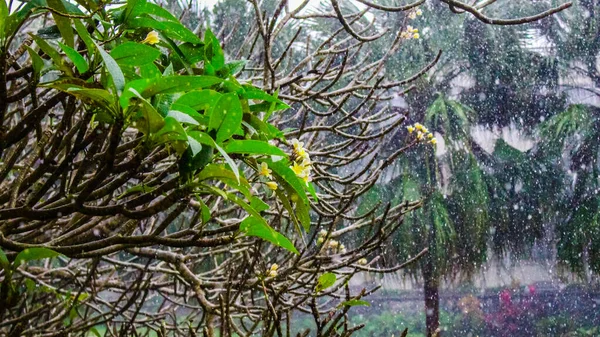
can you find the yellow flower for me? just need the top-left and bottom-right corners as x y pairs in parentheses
(416, 131), (424, 140)
(416, 8), (423, 16)
(413, 33), (420, 39)
(266, 181), (278, 190)
(415, 123), (423, 131)
(259, 162), (272, 179)
(142, 31), (160, 45)
(358, 258), (368, 265)
(268, 270), (277, 278)
(430, 138), (437, 145)
(407, 126), (415, 133)
(270, 263), (279, 271)
(427, 133), (434, 139)
(408, 11), (417, 20)
(329, 240), (339, 249)
(317, 237), (324, 244)
(291, 162), (305, 175)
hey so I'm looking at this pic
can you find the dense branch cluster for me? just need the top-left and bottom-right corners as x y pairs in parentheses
(0, 0), (570, 336)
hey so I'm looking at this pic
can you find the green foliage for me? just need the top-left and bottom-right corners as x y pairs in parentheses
(2, 0), (315, 256)
(316, 272), (337, 292)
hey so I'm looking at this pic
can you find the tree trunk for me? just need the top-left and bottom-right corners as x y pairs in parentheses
(423, 253), (440, 337)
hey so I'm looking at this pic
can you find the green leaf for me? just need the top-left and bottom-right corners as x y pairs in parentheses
(139, 63), (161, 78)
(88, 326), (102, 337)
(316, 272), (336, 292)
(129, 88), (165, 134)
(266, 160), (309, 206)
(121, 0), (146, 24)
(214, 143), (240, 184)
(224, 60), (247, 76)
(339, 299), (371, 307)
(175, 89), (222, 112)
(197, 197), (211, 224)
(94, 40), (125, 92)
(73, 20), (95, 56)
(0, 248), (9, 271)
(208, 93), (243, 143)
(128, 17), (201, 44)
(170, 103), (207, 125)
(13, 247), (62, 268)
(203, 28), (225, 72)
(153, 116), (187, 144)
(178, 42), (206, 64)
(117, 184), (156, 199)
(30, 34), (63, 66)
(120, 76), (222, 109)
(110, 42), (161, 66)
(240, 216), (298, 254)
(250, 196), (270, 213)
(224, 140), (286, 157)
(167, 110), (199, 125)
(59, 42), (89, 73)
(47, 0), (74, 47)
(0, 0), (8, 41)
(25, 46), (45, 76)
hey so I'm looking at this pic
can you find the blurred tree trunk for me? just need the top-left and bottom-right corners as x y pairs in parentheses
(423, 251), (440, 337)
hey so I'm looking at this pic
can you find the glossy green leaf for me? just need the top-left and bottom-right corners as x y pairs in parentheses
(170, 103), (207, 125)
(129, 88), (165, 134)
(240, 216), (298, 254)
(339, 299), (371, 307)
(59, 42), (89, 73)
(208, 93), (243, 143)
(266, 159), (310, 206)
(121, 0), (146, 24)
(139, 63), (161, 78)
(153, 116), (187, 143)
(316, 272), (336, 292)
(120, 76), (222, 109)
(0, 0), (8, 41)
(196, 164), (240, 182)
(215, 142), (240, 184)
(94, 40), (125, 92)
(203, 28), (224, 72)
(129, 17), (201, 44)
(47, 0), (74, 47)
(88, 327), (102, 337)
(30, 34), (63, 66)
(175, 90), (222, 112)
(224, 140), (286, 156)
(250, 196), (270, 213)
(224, 60), (247, 76)
(110, 42), (160, 66)
(178, 42), (206, 64)
(142, 2), (179, 22)
(13, 247), (62, 268)
(73, 20), (95, 56)
(187, 135), (203, 156)
(167, 110), (199, 125)
(25, 46), (45, 76)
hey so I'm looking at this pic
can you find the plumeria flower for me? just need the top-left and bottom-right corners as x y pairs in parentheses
(291, 138), (304, 151)
(407, 125), (415, 133)
(270, 263), (279, 272)
(266, 181), (278, 190)
(142, 31), (160, 45)
(259, 162), (272, 179)
(416, 131), (424, 141)
(429, 138), (437, 145)
(358, 258), (368, 265)
(268, 270), (277, 278)
(329, 240), (339, 249)
(319, 229), (328, 237)
(408, 8), (423, 20)
(291, 162), (305, 175)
